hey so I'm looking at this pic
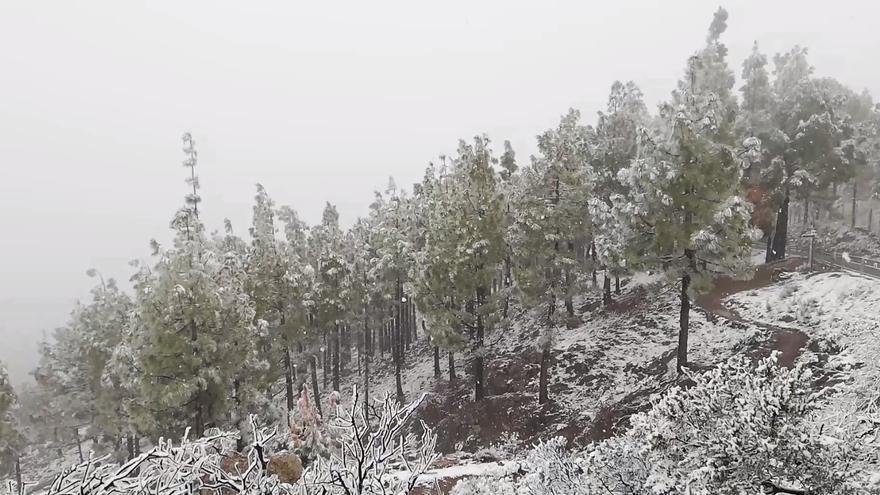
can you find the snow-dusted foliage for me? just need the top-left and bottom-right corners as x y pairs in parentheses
(453, 353), (865, 495)
(32, 271), (136, 461)
(3, 422), (262, 495)
(287, 388), (336, 463)
(125, 135), (261, 440)
(414, 136), (508, 401)
(5, 392), (435, 495)
(0, 362), (24, 477)
(729, 271), (880, 487)
(302, 387), (438, 495)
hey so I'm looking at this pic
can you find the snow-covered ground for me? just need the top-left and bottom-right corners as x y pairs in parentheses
(21, 267), (879, 492)
(727, 270), (880, 478)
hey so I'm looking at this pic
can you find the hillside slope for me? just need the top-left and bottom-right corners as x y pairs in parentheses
(352, 260), (820, 456)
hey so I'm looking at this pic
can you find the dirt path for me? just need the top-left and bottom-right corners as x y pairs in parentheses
(696, 259), (813, 368)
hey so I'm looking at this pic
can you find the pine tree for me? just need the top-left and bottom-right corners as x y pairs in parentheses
(510, 110), (594, 404)
(416, 136), (507, 401)
(247, 185), (313, 417)
(31, 271), (135, 458)
(369, 179), (417, 403)
(309, 203), (350, 402)
(761, 48), (851, 259)
(589, 81), (649, 304)
(131, 133), (258, 439)
(0, 361), (24, 479)
(615, 9), (757, 372)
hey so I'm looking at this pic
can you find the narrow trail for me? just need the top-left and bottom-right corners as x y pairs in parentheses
(696, 258), (812, 368)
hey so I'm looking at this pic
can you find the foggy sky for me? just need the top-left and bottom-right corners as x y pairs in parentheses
(1, 0), (878, 385)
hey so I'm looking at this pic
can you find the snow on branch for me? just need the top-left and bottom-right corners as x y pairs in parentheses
(303, 386), (439, 495)
(4, 391), (437, 495)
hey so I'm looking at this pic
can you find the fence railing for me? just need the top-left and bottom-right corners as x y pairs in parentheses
(785, 246), (880, 279)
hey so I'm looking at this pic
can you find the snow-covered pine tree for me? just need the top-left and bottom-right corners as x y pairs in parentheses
(761, 47), (851, 259)
(131, 133), (257, 440)
(344, 216), (379, 415)
(615, 8), (758, 372)
(496, 140), (519, 321)
(31, 271), (135, 459)
(247, 185), (313, 417)
(838, 90), (878, 228)
(416, 137), (506, 401)
(369, 179), (417, 403)
(0, 362), (24, 481)
(213, 218), (272, 450)
(589, 81), (650, 305)
(308, 203), (350, 401)
(735, 42), (780, 259)
(510, 109), (594, 404)
(411, 163), (459, 381)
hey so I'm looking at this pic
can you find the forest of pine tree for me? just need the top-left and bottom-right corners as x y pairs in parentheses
(2, 7), (880, 495)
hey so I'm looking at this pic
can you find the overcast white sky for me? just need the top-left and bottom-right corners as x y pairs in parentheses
(1, 0), (878, 384)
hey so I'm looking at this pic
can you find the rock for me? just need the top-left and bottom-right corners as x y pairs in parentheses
(268, 452), (303, 484)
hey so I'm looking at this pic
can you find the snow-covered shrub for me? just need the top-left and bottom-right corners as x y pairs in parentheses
(473, 431), (522, 461)
(518, 437), (589, 495)
(451, 471), (519, 495)
(302, 386), (438, 495)
(453, 437), (592, 495)
(286, 388), (337, 464)
(457, 353), (866, 495)
(589, 352), (861, 494)
(6, 390), (436, 495)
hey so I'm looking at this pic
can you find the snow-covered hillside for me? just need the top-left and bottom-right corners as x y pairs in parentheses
(728, 270), (880, 477)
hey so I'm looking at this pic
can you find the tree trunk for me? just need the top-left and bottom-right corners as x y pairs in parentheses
(379, 321), (385, 358)
(74, 427), (84, 463)
(770, 191), (790, 262)
(310, 354), (322, 417)
(474, 287), (486, 401)
(323, 328), (329, 388)
(14, 455), (22, 495)
(127, 434), (135, 461)
(448, 351), (456, 381)
(590, 241), (598, 287)
(677, 271), (691, 373)
(54, 427), (62, 456)
(411, 301), (418, 341)
(404, 298), (411, 351)
(603, 272), (612, 306)
(538, 347), (550, 405)
(615, 275), (620, 295)
(363, 325), (370, 420)
(869, 208), (873, 233)
(802, 195), (809, 224)
(503, 254), (512, 319)
(394, 281), (404, 404)
(852, 179), (858, 228)
(234, 378), (245, 451)
(189, 316), (204, 439)
(283, 339), (294, 414)
(333, 324), (340, 392)
(433, 346), (441, 378)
